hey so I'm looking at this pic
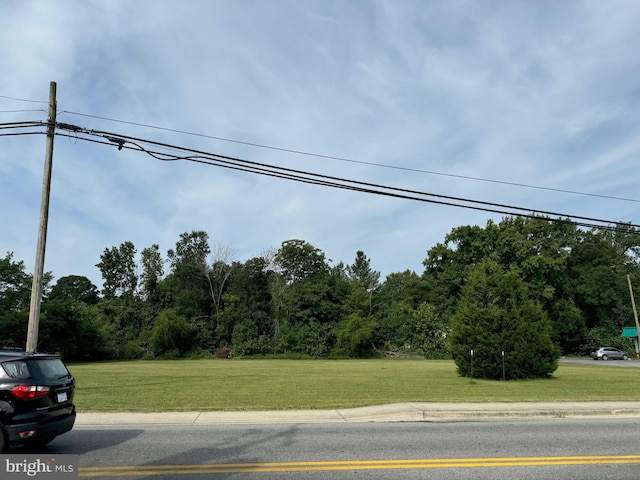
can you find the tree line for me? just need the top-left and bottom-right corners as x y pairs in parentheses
(0, 216), (637, 376)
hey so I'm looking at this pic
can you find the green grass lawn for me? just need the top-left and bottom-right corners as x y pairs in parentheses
(68, 359), (640, 412)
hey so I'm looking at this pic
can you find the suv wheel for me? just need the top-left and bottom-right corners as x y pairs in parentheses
(623, 354), (629, 360)
(602, 354), (609, 360)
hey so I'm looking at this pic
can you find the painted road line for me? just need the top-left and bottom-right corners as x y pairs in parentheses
(79, 455), (640, 476)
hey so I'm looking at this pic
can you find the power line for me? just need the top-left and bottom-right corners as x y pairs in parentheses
(59, 110), (640, 204)
(0, 94), (48, 104)
(54, 123), (640, 234)
(0, 109), (46, 113)
(0, 121), (46, 128)
(0, 132), (45, 138)
(55, 131), (575, 225)
(0, 121), (47, 137)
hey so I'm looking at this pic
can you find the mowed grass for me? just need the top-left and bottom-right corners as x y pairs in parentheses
(68, 359), (640, 412)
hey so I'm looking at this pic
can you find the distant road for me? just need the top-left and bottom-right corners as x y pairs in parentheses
(560, 357), (640, 367)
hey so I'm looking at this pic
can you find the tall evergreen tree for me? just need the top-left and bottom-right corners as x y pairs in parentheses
(449, 260), (560, 380)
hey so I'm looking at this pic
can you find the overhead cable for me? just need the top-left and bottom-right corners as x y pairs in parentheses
(0, 120), (47, 137)
(0, 94), (48, 104)
(54, 123), (640, 234)
(58, 110), (640, 204)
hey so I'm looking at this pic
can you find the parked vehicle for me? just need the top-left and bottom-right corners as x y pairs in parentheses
(0, 348), (76, 451)
(590, 347), (629, 361)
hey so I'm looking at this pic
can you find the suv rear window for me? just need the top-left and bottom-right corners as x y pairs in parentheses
(2, 360), (31, 379)
(2, 359), (70, 380)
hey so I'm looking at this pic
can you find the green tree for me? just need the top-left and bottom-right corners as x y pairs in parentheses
(96, 241), (138, 298)
(449, 260), (560, 380)
(0, 253), (51, 348)
(271, 240), (347, 356)
(39, 299), (108, 359)
(566, 231), (632, 331)
(374, 301), (414, 352)
(0, 313), (27, 349)
(140, 244), (164, 301)
(168, 231), (210, 270)
(0, 252), (32, 313)
(208, 242), (236, 319)
(38, 275), (107, 359)
(372, 270), (428, 351)
(334, 313), (376, 358)
(410, 302), (449, 359)
(347, 251), (380, 315)
(166, 232), (236, 342)
(274, 277), (340, 355)
(423, 224), (494, 319)
(94, 295), (149, 357)
(423, 216), (589, 353)
(149, 309), (193, 356)
(609, 222), (640, 260)
(231, 319), (261, 357)
(48, 275), (99, 305)
(217, 256), (274, 350)
(582, 325), (634, 353)
(165, 231), (213, 323)
(274, 239), (329, 283)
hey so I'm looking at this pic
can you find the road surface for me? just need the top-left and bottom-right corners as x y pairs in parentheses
(38, 418), (640, 479)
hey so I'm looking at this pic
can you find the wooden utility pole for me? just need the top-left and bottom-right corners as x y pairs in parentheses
(26, 81), (57, 353)
(626, 274), (640, 359)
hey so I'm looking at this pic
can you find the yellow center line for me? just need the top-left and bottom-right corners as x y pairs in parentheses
(78, 455), (640, 476)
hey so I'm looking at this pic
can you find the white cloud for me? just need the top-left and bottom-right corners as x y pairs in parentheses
(2, 0), (640, 288)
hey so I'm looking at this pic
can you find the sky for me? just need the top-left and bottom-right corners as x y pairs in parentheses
(2, 0), (640, 289)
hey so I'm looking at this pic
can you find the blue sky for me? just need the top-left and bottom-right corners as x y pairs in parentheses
(2, 0), (640, 288)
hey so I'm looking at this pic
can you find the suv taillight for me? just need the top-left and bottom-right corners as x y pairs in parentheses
(10, 385), (50, 400)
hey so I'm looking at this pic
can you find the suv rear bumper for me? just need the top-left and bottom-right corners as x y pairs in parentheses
(5, 409), (76, 448)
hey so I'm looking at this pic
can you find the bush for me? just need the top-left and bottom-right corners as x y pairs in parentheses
(333, 313), (376, 358)
(231, 320), (260, 357)
(410, 302), (450, 359)
(449, 261), (560, 380)
(149, 309), (193, 356)
(119, 339), (148, 359)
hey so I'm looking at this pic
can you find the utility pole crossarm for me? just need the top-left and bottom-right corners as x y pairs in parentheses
(26, 81), (57, 353)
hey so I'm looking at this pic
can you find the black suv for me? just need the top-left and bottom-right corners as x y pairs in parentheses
(0, 348), (76, 451)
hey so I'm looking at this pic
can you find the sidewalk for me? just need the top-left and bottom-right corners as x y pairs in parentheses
(75, 402), (640, 426)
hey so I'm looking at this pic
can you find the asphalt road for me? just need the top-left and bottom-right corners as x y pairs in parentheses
(560, 356), (640, 367)
(41, 418), (640, 480)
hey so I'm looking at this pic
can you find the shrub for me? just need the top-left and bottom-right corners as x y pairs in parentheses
(449, 260), (560, 380)
(333, 313), (376, 358)
(149, 309), (193, 356)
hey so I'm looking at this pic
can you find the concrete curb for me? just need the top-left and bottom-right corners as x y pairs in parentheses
(75, 402), (640, 426)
